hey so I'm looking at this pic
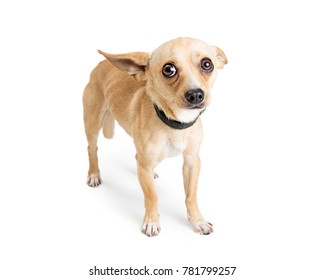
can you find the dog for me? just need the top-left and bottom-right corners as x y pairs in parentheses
(83, 37), (227, 236)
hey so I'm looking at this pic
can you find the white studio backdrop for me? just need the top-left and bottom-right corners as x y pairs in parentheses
(0, 1), (324, 279)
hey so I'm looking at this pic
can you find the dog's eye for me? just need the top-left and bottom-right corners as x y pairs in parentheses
(200, 58), (214, 73)
(162, 63), (177, 78)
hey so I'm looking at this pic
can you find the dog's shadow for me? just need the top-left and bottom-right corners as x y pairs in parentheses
(99, 157), (190, 231)
(100, 159), (142, 225)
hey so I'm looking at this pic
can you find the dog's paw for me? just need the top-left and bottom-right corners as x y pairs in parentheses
(87, 173), (102, 187)
(141, 222), (161, 237)
(192, 220), (214, 235)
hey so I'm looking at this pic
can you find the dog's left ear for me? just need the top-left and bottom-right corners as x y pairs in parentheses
(214, 47), (228, 69)
(98, 50), (148, 80)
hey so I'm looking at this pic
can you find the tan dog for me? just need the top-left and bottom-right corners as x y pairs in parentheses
(83, 37), (227, 236)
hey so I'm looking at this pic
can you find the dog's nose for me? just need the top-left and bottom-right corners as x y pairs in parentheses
(185, 89), (205, 105)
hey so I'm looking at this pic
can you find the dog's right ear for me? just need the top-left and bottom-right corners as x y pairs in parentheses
(98, 50), (148, 80)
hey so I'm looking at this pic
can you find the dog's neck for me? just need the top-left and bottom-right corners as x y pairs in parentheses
(153, 104), (205, 130)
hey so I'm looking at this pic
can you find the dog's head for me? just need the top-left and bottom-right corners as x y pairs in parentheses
(99, 37), (227, 123)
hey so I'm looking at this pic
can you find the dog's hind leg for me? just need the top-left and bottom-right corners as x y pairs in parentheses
(102, 109), (115, 139)
(83, 83), (106, 187)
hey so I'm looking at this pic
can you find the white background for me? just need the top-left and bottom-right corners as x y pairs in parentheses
(0, 0), (324, 279)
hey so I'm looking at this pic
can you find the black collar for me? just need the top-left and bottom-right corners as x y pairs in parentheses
(154, 104), (205, 130)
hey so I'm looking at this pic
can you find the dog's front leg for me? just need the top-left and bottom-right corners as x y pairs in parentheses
(136, 154), (161, 237)
(183, 153), (213, 235)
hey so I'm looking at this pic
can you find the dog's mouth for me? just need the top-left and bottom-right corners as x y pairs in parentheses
(179, 98), (206, 110)
(188, 104), (206, 110)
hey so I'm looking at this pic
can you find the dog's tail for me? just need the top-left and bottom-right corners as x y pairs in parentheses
(102, 110), (115, 139)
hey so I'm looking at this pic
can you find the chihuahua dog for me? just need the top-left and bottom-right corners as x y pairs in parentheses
(83, 37), (227, 236)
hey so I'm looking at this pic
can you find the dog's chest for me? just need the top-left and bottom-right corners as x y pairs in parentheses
(164, 139), (186, 158)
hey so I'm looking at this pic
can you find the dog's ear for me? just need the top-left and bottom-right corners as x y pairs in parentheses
(98, 50), (148, 79)
(214, 47), (228, 69)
